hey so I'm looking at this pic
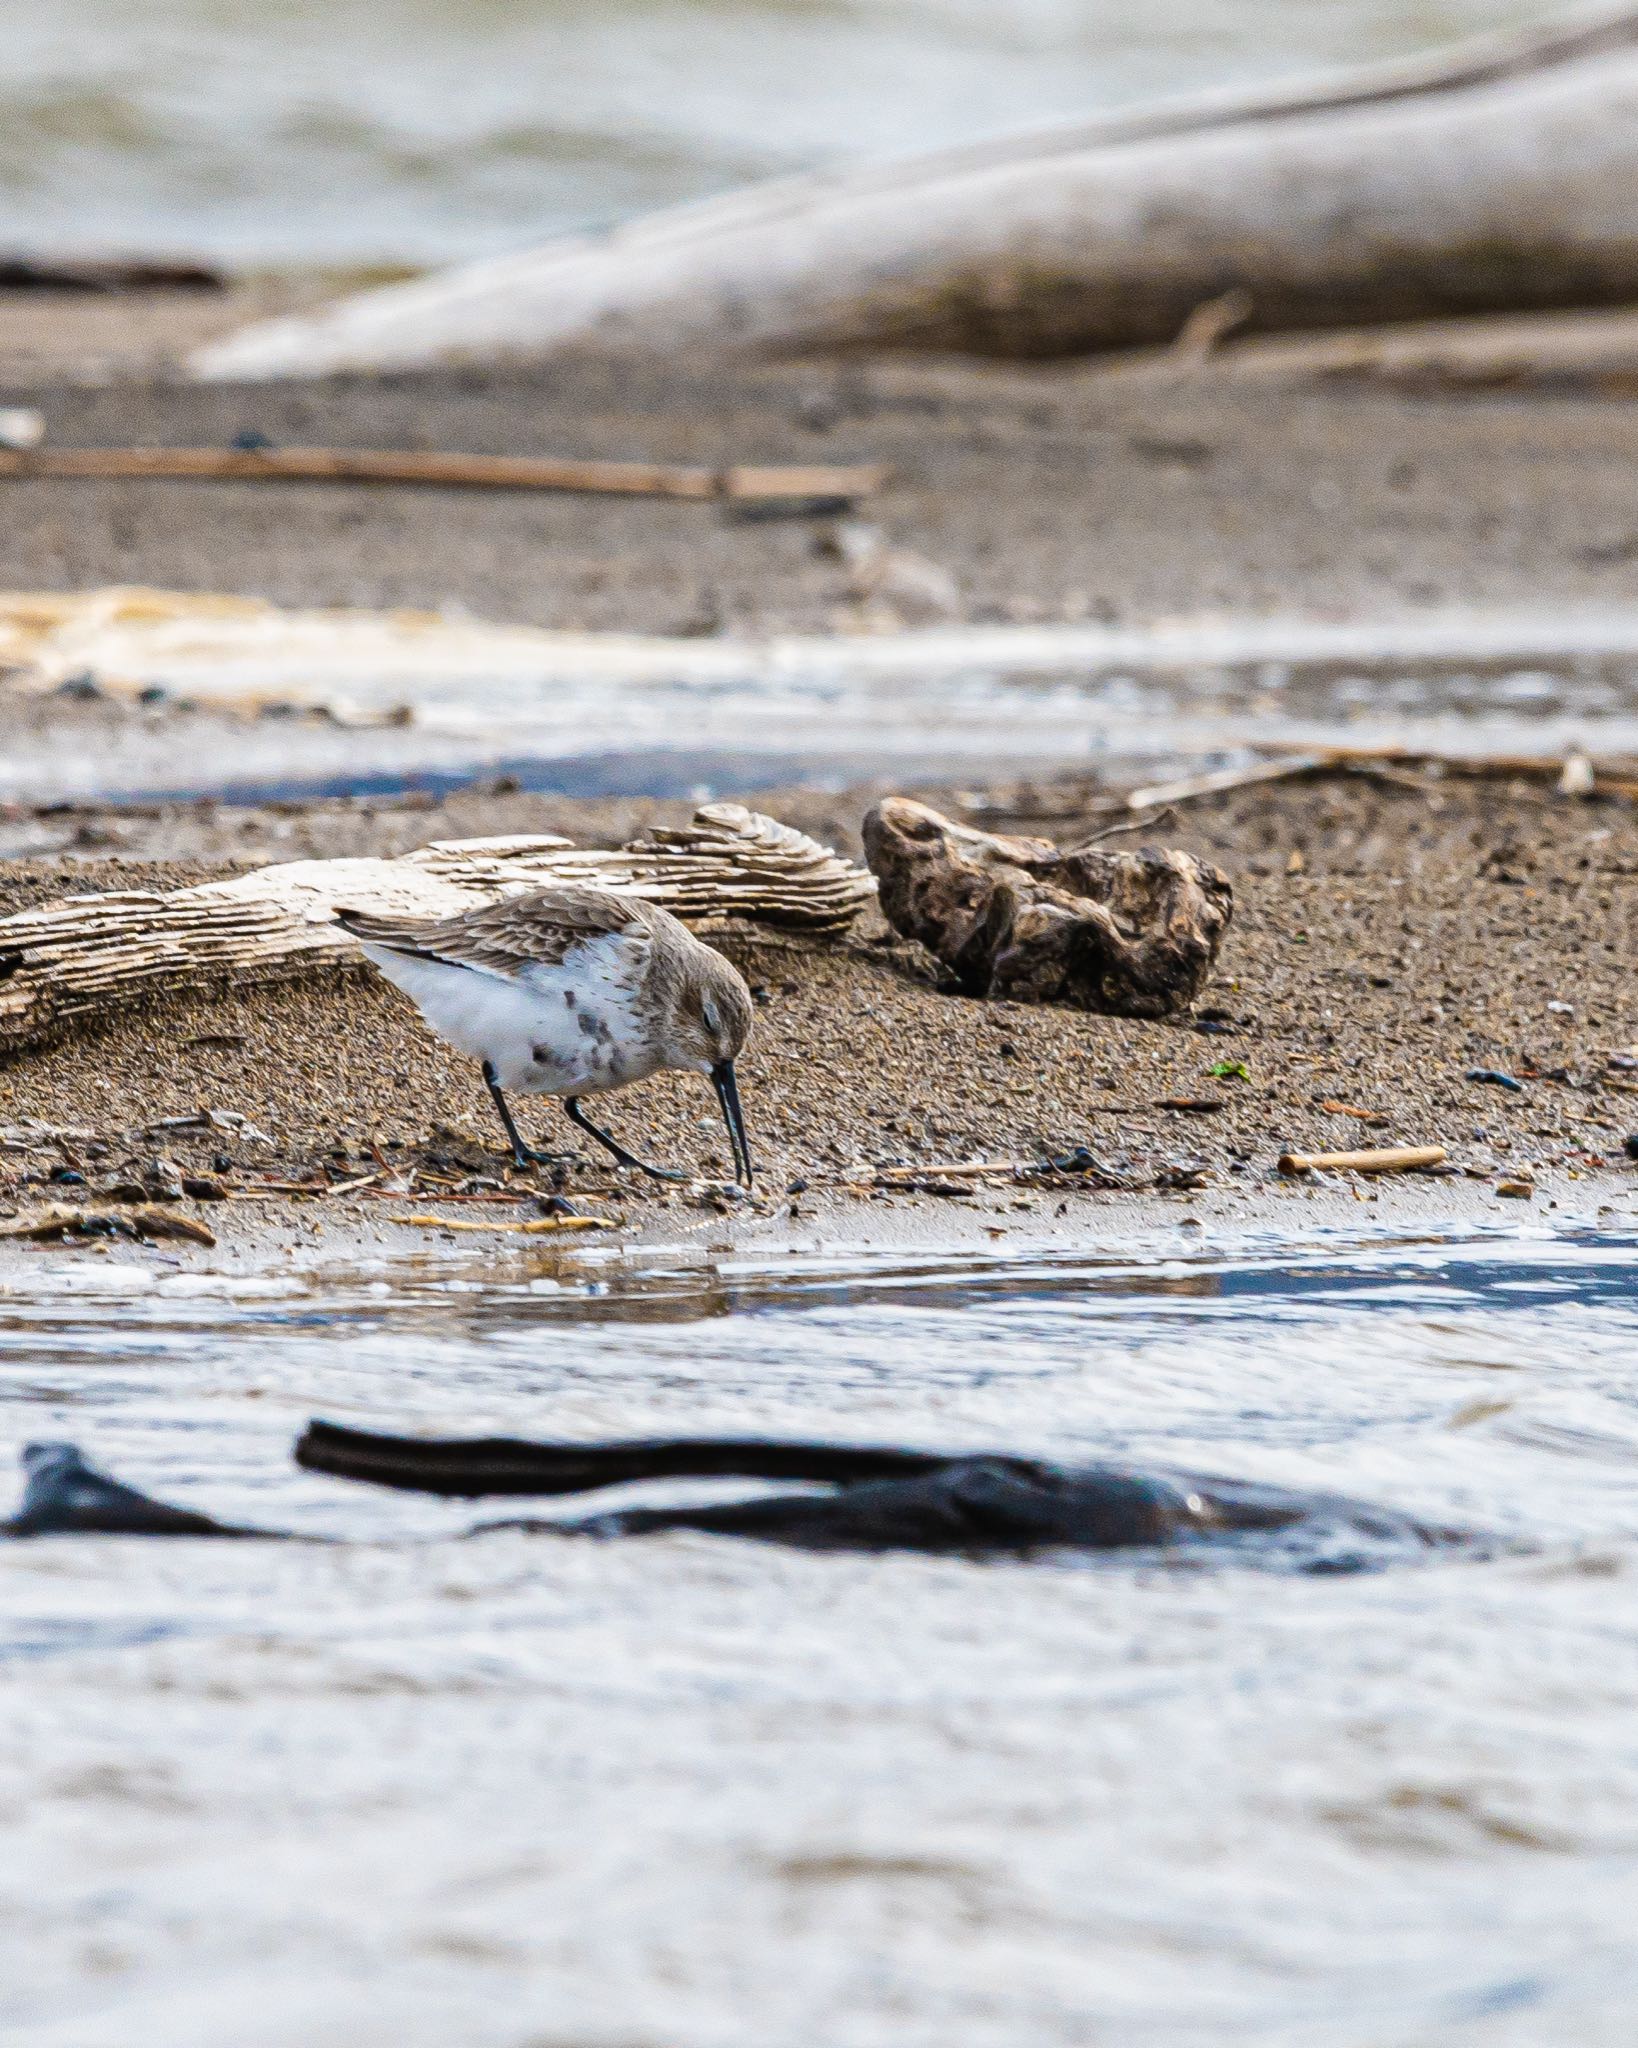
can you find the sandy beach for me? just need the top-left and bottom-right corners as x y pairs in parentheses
(7, 290), (1638, 637)
(1, 292), (1637, 1253)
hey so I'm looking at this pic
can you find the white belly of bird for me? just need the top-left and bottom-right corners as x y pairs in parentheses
(358, 934), (658, 1097)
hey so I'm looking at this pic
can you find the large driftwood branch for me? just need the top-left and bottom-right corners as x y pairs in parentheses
(0, 805), (875, 1056)
(191, 6), (1638, 376)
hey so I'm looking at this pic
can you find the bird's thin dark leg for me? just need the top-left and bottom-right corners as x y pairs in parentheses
(563, 1096), (687, 1182)
(483, 1061), (572, 1172)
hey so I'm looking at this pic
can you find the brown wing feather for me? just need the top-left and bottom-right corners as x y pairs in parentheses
(336, 885), (656, 976)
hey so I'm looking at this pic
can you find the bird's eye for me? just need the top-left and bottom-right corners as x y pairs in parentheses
(701, 1002), (719, 1035)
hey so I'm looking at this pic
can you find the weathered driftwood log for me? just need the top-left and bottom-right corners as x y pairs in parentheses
(863, 798), (1230, 1018)
(1277, 1146), (1448, 1176)
(192, 6), (1638, 377)
(0, 805), (875, 1055)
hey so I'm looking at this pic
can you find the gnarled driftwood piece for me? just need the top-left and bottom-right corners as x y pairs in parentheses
(0, 804), (875, 1056)
(863, 797), (1230, 1018)
(192, 5), (1638, 377)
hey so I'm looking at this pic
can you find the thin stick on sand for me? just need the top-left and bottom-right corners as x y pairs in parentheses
(1278, 1146), (1447, 1176)
(1124, 759), (1326, 810)
(0, 445), (887, 505)
(1122, 744), (1638, 813)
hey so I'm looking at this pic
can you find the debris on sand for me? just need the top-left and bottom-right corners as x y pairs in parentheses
(1277, 1146), (1447, 1178)
(0, 804), (873, 1055)
(0, 442), (886, 508)
(862, 796), (1231, 1016)
(0, 258), (222, 294)
(388, 1212), (619, 1234)
(820, 519), (961, 621)
(0, 1203), (217, 1246)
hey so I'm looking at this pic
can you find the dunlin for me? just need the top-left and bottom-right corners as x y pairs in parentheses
(336, 885), (755, 1185)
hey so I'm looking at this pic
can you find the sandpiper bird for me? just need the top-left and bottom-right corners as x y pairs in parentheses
(335, 886), (755, 1186)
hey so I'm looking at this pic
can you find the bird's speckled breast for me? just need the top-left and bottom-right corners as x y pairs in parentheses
(514, 928), (660, 1097)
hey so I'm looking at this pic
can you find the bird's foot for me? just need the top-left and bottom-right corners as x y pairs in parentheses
(625, 1158), (690, 1184)
(510, 1147), (578, 1177)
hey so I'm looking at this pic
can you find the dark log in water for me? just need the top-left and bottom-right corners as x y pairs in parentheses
(4, 1443), (258, 1538)
(296, 1422), (1460, 1564)
(1, 1431), (1469, 1566)
(295, 1423), (949, 1496)
(863, 797), (1232, 1017)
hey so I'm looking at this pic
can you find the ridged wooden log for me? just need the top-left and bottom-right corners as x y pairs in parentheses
(0, 804), (875, 1055)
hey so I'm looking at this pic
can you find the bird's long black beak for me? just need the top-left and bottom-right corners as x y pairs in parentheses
(711, 1059), (755, 1188)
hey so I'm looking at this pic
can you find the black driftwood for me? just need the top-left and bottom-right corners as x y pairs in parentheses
(297, 1421), (1457, 1565)
(862, 796), (1232, 1016)
(4, 1442), (259, 1538)
(0, 1430), (1468, 1568)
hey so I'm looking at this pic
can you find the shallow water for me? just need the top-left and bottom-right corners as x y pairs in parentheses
(16, 606), (1638, 808)
(6, 1220), (1638, 2042)
(0, 0), (1547, 266)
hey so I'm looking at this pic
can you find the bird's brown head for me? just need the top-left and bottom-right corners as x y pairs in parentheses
(672, 945), (755, 1072)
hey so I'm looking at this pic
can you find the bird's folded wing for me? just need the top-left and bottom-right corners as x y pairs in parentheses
(336, 884), (651, 975)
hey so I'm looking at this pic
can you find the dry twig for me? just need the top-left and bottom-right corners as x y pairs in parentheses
(0, 445), (886, 505)
(1277, 1145), (1447, 1176)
